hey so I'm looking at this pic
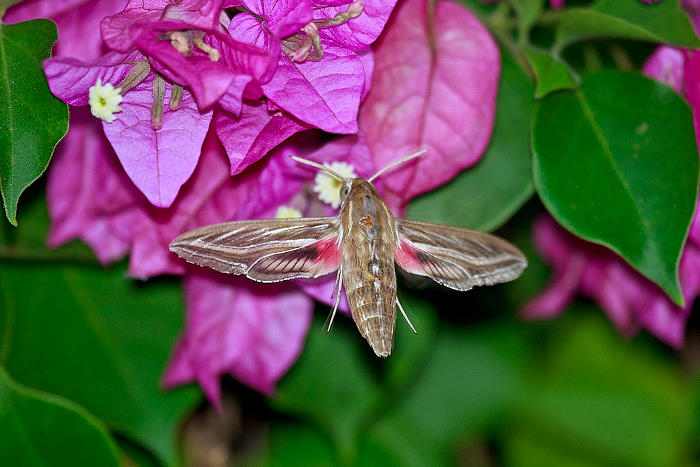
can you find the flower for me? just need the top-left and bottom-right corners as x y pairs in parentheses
(43, 50), (213, 207)
(313, 161), (357, 208)
(523, 215), (700, 348)
(275, 206), (303, 218)
(224, 0), (395, 134)
(88, 79), (123, 122)
(7, 0), (503, 403)
(99, 0), (275, 111)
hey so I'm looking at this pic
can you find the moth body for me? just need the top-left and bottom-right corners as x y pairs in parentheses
(340, 179), (398, 357)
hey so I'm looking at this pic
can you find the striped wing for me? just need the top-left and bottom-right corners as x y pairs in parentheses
(169, 217), (342, 282)
(394, 219), (527, 291)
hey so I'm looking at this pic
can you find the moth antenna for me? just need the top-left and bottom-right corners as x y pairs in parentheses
(326, 266), (344, 333)
(367, 149), (427, 183)
(396, 297), (418, 334)
(290, 155), (350, 182)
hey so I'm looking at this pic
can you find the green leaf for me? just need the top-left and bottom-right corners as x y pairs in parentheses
(382, 289), (438, 391)
(509, 0), (545, 37)
(0, 19), (68, 226)
(524, 47), (578, 99)
(406, 51), (535, 232)
(505, 312), (693, 466)
(554, 0), (700, 54)
(532, 71), (698, 305)
(366, 321), (530, 465)
(0, 368), (120, 467)
(0, 262), (201, 465)
(271, 313), (380, 464)
(257, 422), (336, 467)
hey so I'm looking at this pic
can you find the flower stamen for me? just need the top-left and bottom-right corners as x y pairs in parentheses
(151, 74), (165, 130)
(315, 0), (364, 29)
(192, 31), (220, 62)
(169, 84), (183, 111)
(162, 30), (220, 62)
(116, 60), (151, 94)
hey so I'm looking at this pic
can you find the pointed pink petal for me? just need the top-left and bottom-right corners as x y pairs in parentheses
(262, 43), (364, 133)
(215, 101), (310, 175)
(223, 13), (281, 83)
(642, 46), (685, 94)
(102, 77), (212, 208)
(358, 47), (374, 101)
(315, 0), (398, 50)
(101, 0), (227, 51)
(241, 0), (314, 38)
(521, 256), (584, 319)
(360, 0), (499, 208)
(43, 51), (141, 106)
(163, 272), (313, 403)
(218, 75), (253, 115)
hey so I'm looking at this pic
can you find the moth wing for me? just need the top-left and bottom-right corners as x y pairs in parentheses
(169, 217), (342, 282)
(394, 218), (527, 291)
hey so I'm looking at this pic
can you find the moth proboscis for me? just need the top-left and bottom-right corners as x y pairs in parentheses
(169, 150), (527, 357)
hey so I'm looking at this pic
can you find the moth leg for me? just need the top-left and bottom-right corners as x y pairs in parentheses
(396, 297), (418, 334)
(326, 265), (343, 333)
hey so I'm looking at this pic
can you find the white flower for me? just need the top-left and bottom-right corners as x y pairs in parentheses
(313, 161), (356, 209)
(275, 206), (303, 219)
(88, 79), (123, 123)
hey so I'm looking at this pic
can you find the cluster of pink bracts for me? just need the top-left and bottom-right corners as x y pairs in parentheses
(4, 0), (700, 404)
(4, 0), (502, 404)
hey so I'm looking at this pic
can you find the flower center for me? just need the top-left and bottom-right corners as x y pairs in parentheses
(275, 206), (303, 219)
(88, 60), (184, 129)
(313, 161), (356, 209)
(88, 79), (123, 123)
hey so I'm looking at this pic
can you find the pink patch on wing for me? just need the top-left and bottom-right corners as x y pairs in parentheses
(312, 236), (342, 275)
(395, 240), (424, 274)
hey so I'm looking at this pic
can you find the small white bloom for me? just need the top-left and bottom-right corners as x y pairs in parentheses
(313, 161), (356, 209)
(275, 206), (303, 219)
(89, 79), (123, 123)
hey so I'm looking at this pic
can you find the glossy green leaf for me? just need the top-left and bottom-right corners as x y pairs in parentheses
(525, 47), (578, 99)
(271, 313), (380, 464)
(406, 52), (535, 232)
(554, 0), (700, 54)
(0, 368), (119, 467)
(505, 312), (693, 466)
(533, 71), (698, 305)
(366, 322), (530, 465)
(0, 19), (68, 226)
(0, 262), (200, 465)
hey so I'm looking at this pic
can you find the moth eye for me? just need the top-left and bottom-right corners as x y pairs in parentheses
(341, 185), (350, 198)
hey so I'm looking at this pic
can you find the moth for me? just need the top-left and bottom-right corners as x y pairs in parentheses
(169, 151), (527, 357)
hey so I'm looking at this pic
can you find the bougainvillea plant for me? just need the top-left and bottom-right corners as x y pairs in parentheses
(2, 0), (700, 465)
